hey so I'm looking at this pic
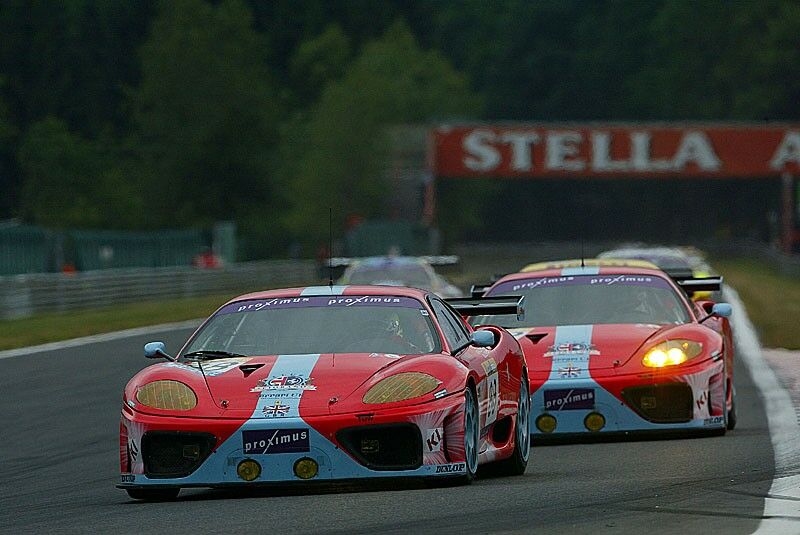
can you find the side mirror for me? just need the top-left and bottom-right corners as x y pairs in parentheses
(144, 341), (175, 361)
(699, 303), (732, 323)
(471, 330), (495, 348)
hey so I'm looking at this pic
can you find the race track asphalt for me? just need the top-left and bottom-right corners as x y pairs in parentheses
(0, 328), (776, 535)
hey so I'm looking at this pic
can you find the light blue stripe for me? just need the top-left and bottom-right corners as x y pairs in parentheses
(301, 285), (348, 296)
(561, 266), (600, 276)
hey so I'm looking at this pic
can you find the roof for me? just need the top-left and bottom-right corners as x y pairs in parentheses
(521, 258), (659, 272)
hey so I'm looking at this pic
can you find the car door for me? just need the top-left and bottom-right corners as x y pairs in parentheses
(428, 296), (501, 446)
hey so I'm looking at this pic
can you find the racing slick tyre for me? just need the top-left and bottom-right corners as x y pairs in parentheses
(494, 372), (530, 476)
(727, 383), (738, 431)
(459, 386), (480, 484)
(126, 488), (180, 501)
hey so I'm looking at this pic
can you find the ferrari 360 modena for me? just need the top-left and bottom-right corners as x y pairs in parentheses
(470, 261), (735, 438)
(119, 285), (528, 500)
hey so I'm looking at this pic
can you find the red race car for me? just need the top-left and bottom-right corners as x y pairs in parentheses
(119, 285), (528, 500)
(470, 262), (735, 438)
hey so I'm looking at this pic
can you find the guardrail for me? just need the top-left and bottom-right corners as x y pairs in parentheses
(0, 260), (319, 320)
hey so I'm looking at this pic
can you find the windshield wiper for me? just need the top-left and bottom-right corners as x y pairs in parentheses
(183, 349), (249, 360)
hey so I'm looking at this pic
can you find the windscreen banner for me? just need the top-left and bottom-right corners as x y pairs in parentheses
(433, 124), (800, 178)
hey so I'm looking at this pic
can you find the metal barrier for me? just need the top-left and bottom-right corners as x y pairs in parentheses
(0, 260), (319, 320)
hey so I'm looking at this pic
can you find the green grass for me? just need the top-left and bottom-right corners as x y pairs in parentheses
(0, 293), (236, 351)
(713, 258), (800, 349)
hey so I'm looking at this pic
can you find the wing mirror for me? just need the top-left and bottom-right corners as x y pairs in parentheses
(699, 303), (732, 323)
(144, 341), (175, 361)
(471, 330), (495, 348)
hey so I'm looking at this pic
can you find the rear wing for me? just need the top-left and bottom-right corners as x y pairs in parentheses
(470, 284), (491, 298)
(446, 295), (525, 320)
(673, 276), (723, 295)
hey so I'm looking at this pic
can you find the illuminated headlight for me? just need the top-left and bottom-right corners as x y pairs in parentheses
(362, 372), (441, 404)
(135, 380), (197, 410)
(642, 340), (703, 368)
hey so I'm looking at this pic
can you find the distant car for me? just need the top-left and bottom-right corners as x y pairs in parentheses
(118, 285), (528, 500)
(470, 262), (737, 438)
(336, 256), (463, 298)
(598, 246), (715, 299)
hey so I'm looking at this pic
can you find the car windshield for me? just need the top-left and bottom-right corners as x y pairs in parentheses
(182, 295), (441, 356)
(473, 274), (690, 328)
(346, 265), (432, 288)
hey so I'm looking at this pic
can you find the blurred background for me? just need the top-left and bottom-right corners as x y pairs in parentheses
(1, 0), (799, 332)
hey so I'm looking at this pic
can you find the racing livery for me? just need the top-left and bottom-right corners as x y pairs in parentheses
(119, 285), (528, 500)
(472, 264), (736, 437)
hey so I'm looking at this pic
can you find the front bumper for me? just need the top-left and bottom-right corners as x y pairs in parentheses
(529, 361), (726, 436)
(119, 393), (466, 488)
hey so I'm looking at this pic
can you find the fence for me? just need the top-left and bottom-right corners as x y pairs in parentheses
(0, 260), (318, 320)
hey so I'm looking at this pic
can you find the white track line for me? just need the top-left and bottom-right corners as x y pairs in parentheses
(724, 286), (800, 534)
(0, 319), (202, 360)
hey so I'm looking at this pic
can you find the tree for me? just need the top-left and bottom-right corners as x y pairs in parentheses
(17, 117), (141, 228)
(129, 0), (280, 229)
(281, 20), (481, 245)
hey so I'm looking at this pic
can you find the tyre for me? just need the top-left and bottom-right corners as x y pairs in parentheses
(726, 382), (738, 431)
(495, 372), (530, 476)
(459, 386), (480, 484)
(126, 488), (180, 501)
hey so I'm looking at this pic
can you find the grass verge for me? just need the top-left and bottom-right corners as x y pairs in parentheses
(0, 293), (236, 351)
(713, 258), (800, 349)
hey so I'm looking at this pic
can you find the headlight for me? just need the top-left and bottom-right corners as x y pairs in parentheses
(135, 380), (197, 410)
(642, 340), (703, 368)
(362, 372), (441, 404)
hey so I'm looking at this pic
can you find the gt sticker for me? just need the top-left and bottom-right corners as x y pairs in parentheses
(425, 428), (443, 452)
(544, 388), (595, 410)
(251, 375), (316, 392)
(481, 358), (499, 425)
(243, 428), (310, 454)
(435, 463), (466, 474)
(120, 474), (135, 483)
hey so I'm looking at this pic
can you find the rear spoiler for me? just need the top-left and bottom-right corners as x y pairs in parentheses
(470, 284), (491, 298)
(673, 276), (723, 295)
(446, 295), (525, 320)
(662, 268), (696, 280)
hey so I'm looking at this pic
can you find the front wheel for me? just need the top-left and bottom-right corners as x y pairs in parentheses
(459, 387), (480, 484)
(495, 372), (530, 476)
(726, 381), (738, 430)
(126, 488), (180, 501)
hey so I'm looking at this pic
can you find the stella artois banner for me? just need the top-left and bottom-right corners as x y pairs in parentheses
(433, 124), (800, 178)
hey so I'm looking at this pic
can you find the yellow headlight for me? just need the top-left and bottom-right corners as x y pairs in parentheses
(362, 372), (440, 404)
(642, 340), (703, 368)
(135, 380), (197, 410)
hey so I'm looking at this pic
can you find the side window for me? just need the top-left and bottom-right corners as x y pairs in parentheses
(429, 297), (470, 351)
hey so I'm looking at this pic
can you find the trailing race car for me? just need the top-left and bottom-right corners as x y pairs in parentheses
(470, 263), (736, 438)
(119, 285), (528, 500)
(335, 256), (463, 298)
(597, 246), (715, 299)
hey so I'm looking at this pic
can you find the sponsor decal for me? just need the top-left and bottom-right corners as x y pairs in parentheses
(481, 358), (500, 425)
(218, 296), (423, 315)
(356, 413), (374, 422)
(420, 309), (429, 316)
(492, 274), (671, 295)
(433, 388), (448, 399)
(544, 388), (595, 410)
(369, 353), (402, 359)
(251, 374), (316, 393)
(544, 342), (600, 358)
(127, 439), (139, 462)
(242, 428), (310, 454)
(557, 363), (581, 378)
(696, 390), (708, 411)
(120, 474), (135, 483)
(425, 428), (443, 452)
(704, 416), (724, 425)
(262, 400), (291, 417)
(510, 277), (575, 292)
(260, 391), (303, 399)
(435, 462), (466, 474)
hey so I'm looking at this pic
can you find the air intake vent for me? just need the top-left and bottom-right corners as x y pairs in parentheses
(142, 431), (216, 478)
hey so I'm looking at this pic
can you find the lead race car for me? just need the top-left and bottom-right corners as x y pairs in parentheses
(470, 260), (736, 437)
(119, 285), (528, 500)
